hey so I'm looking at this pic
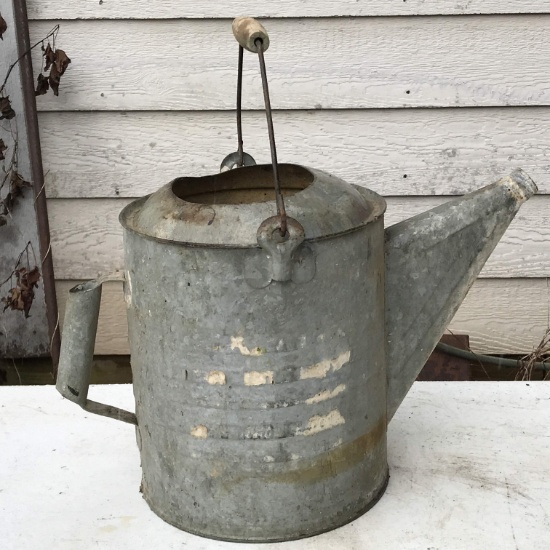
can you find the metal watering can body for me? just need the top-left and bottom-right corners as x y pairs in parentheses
(56, 163), (537, 542)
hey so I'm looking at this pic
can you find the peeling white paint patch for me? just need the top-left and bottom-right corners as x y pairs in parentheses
(231, 336), (264, 356)
(305, 384), (346, 404)
(207, 371), (226, 385)
(300, 351), (351, 380)
(263, 456), (275, 463)
(244, 371), (274, 386)
(299, 409), (345, 436)
(290, 453), (301, 461)
(191, 425), (208, 439)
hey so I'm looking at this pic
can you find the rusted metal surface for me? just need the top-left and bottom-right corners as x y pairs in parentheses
(236, 45), (244, 166)
(417, 334), (472, 381)
(230, 18), (287, 235)
(255, 37), (287, 236)
(119, 164), (385, 247)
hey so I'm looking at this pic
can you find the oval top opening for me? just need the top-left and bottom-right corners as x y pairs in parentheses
(172, 164), (314, 205)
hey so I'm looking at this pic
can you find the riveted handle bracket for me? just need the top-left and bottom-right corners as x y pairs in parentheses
(257, 216), (304, 282)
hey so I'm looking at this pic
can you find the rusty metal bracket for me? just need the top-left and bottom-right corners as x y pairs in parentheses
(245, 215), (315, 288)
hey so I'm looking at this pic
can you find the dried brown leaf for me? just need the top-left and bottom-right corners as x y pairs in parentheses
(2, 267), (41, 317)
(0, 14), (7, 41)
(49, 64), (60, 96)
(10, 171), (29, 196)
(0, 96), (15, 120)
(44, 43), (55, 72)
(26, 267), (41, 287)
(35, 73), (50, 96)
(0, 138), (6, 161)
(2, 286), (24, 313)
(1, 172), (30, 214)
(54, 49), (71, 76)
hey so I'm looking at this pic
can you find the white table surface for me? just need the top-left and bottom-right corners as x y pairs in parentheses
(1, 382), (549, 550)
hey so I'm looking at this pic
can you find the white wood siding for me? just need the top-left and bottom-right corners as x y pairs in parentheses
(26, 2), (550, 19)
(47, 197), (550, 280)
(29, 17), (550, 111)
(28, 1), (550, 354)
(40, 109), (550, 198)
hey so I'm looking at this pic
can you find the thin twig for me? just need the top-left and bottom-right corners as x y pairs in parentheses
(11, 358), (22, 385)
(0, 142), (17, 193)
(40, 240), (51, 266)
(0, 24), (59, 95)
(33, 179), (46, 203)
(0, 240), (32, 288)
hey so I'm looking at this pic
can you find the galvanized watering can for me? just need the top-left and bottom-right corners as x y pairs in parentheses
(57, 18), (538, 542)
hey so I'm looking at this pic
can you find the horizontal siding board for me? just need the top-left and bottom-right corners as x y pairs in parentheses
(30, 16), (550, 111)
(55, 279), (550, 355)
(47, 196), (550, 279)
(40, 108), (550, 198)
(27, 1), (550, 19)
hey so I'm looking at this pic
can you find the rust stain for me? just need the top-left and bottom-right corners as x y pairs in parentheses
(270, 416), (386, 485)
(169, 204), (216, 225)
(506, 178), (528, 203)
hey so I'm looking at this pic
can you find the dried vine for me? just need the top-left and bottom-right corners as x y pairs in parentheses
(0, 14), (70, 318)
(0, 241), (40, 318)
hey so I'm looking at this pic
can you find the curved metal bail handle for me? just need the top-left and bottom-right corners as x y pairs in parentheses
(232, 17), (287, 236)
(257, 216), (305, 282)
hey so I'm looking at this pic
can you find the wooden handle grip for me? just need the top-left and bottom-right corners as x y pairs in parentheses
(232, 17), (270, 53)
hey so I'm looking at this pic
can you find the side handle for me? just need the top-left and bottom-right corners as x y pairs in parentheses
(56, 279), (137, 425)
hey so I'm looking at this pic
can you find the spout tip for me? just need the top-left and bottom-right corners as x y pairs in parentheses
(509, 169), (538, 201)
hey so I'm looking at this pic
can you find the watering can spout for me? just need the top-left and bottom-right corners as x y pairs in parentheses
(385, 169), (537, 421)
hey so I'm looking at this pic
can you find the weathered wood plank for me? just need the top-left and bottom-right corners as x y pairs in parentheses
(39, 108), (550, 198)
(26, 1), (550, 19)
(55, 279), (550, 356)
(47, 196), (550, 279)
(450, 279), (550, 356)
(29, 16), (550, 111)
